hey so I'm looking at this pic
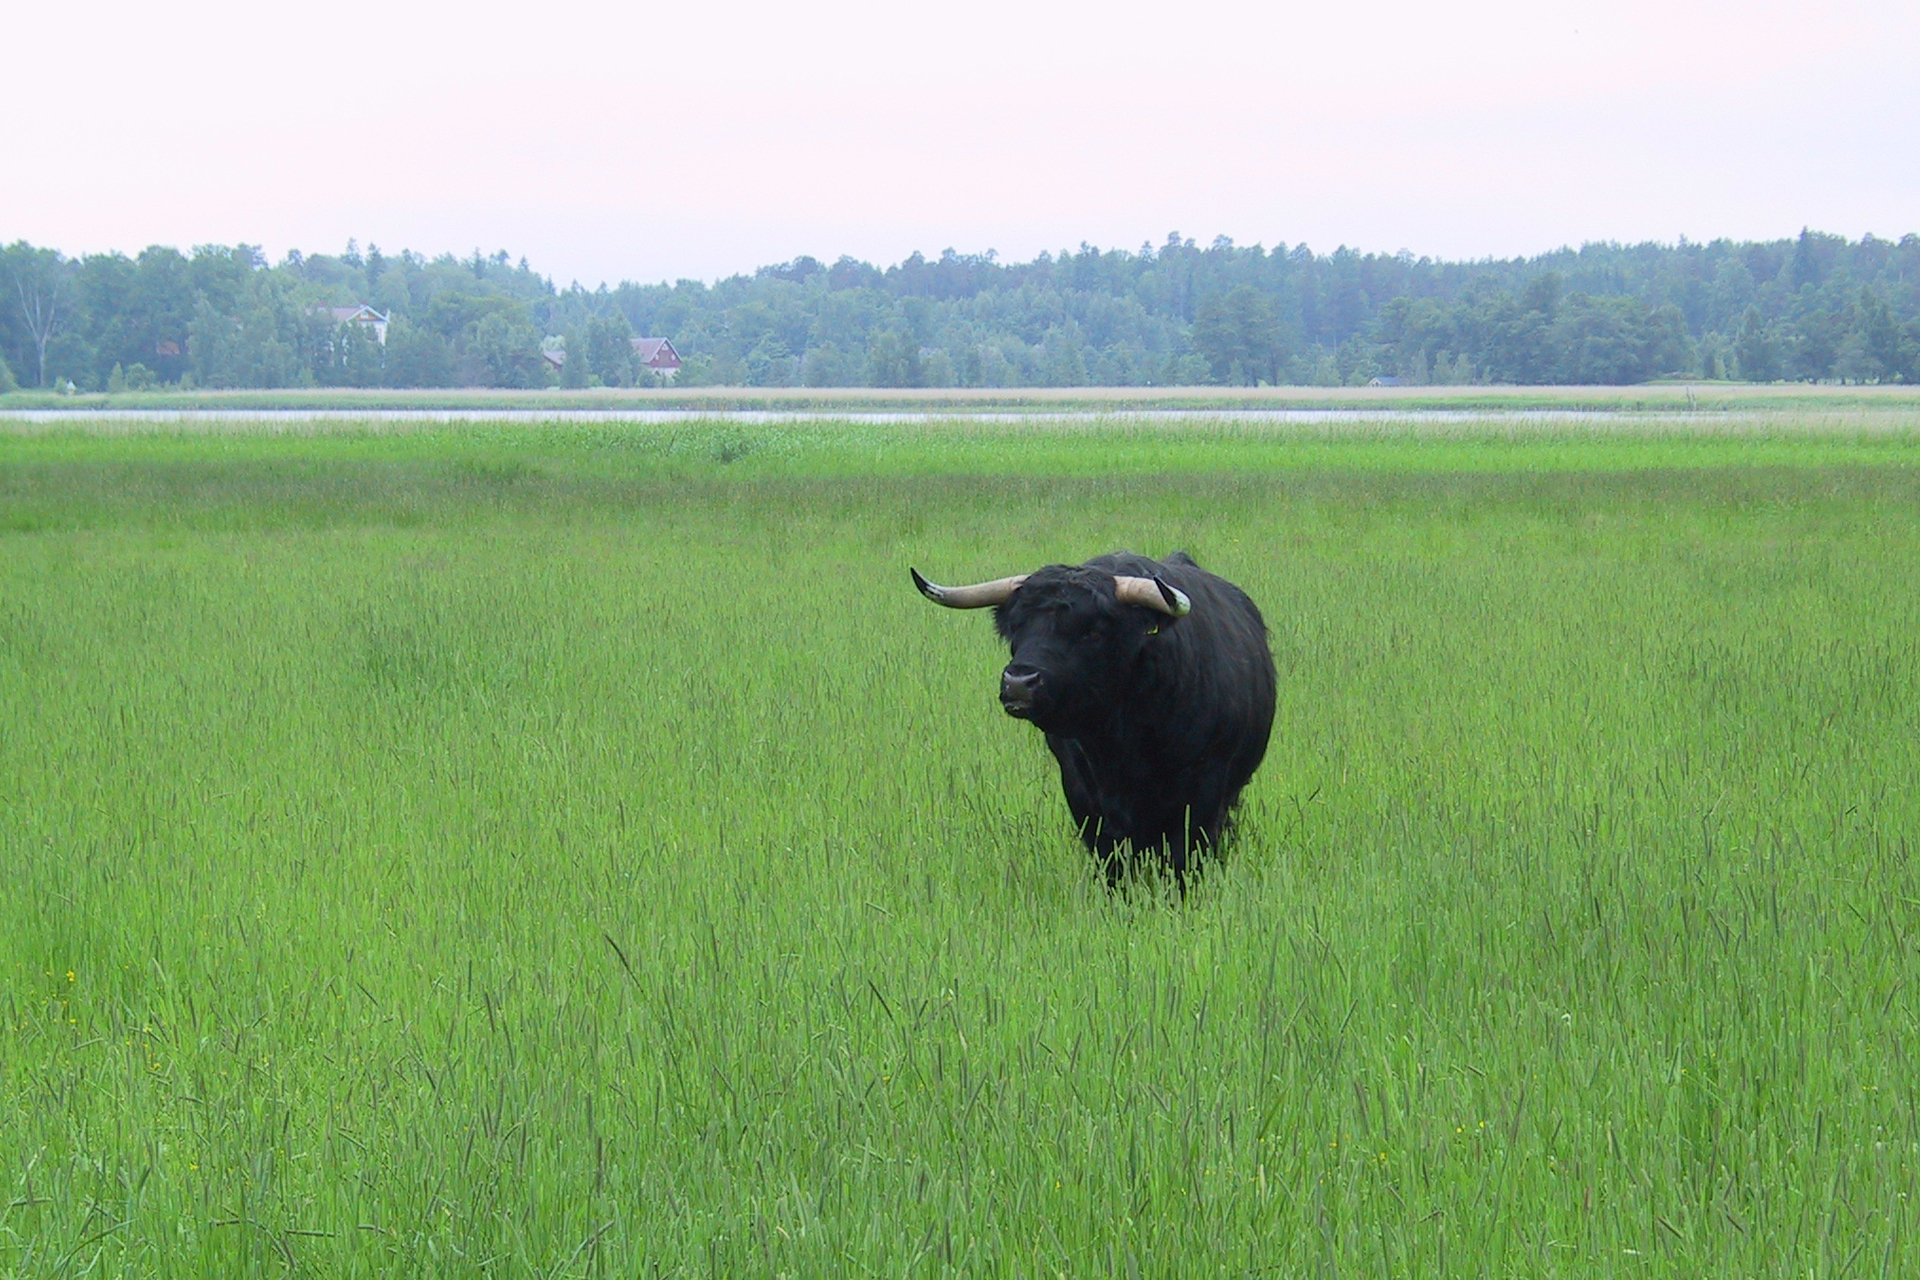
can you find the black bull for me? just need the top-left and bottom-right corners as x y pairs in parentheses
(912, 551), (1276, 882)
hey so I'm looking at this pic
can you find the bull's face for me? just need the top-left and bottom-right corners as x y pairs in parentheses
(911, 563), (1190, 737)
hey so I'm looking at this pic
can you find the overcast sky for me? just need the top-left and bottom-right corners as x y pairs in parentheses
(6, 0), (1916, 285)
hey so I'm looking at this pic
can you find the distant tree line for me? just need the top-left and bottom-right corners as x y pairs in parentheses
(4, 230), (1917, 391)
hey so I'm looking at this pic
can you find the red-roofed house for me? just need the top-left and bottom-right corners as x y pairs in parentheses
(630, 337), (682, 378)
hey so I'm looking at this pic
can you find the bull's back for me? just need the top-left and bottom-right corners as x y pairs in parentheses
(1110, 552), (1276, 789)
(1160, 559), (1276, 760)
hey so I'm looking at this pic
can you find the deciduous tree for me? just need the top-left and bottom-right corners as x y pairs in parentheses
(4, 242), (70, 387)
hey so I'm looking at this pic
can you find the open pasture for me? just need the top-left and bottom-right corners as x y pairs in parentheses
(3, 412), (1919, 1276)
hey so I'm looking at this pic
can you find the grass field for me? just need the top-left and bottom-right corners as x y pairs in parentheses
(4, 412), (1919, 1276)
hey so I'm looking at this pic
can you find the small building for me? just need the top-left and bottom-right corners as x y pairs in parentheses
(312, 304), (391, 345)
(631, 337), (682, 379)
(1367, 375), (1402, 388)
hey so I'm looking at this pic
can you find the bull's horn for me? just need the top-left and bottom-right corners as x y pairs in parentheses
(1114, 575), (1191, 617)
(910, 567), (1029, 609)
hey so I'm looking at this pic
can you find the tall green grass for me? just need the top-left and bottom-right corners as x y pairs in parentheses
(3, 418), (1918, 1276)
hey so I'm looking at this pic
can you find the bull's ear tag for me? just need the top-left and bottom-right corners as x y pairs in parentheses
(1145, 620), (1160, 636)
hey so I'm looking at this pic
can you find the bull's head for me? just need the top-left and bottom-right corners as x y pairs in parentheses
(911, 563), (1190, 734)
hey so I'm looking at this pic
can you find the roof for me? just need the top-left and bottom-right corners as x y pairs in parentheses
(313, 304), (389, 325)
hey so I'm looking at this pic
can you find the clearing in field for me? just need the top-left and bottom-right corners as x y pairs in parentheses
(3, 408), (1918, 1276)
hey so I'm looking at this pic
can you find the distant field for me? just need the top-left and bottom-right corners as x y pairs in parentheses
(4, 413), (1919, 1276)
(6, 380), (1920, 415)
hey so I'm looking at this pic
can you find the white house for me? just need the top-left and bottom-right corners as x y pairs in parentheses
(313, 304), (391, 345)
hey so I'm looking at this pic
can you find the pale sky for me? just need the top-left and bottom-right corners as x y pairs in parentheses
(7, 0), (1916, 285)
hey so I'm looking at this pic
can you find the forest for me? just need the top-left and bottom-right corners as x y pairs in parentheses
(3, 229), (1917, 391)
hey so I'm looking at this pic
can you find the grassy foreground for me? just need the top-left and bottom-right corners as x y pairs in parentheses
(3, 417), (1919, 1276)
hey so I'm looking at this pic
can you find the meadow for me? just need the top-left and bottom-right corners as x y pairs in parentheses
(3, 410), (1919, 1276)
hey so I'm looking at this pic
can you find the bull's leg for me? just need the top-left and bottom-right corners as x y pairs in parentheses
(1166, 820), (1210, 892)
(1073, 814), (1133, 886)
(1162, 796), (1236, 892)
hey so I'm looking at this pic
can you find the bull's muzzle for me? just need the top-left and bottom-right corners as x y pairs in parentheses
(1000, 666), (1040, 718)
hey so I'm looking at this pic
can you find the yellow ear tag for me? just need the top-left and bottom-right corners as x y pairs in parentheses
(1145, 621), (1160, 636)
